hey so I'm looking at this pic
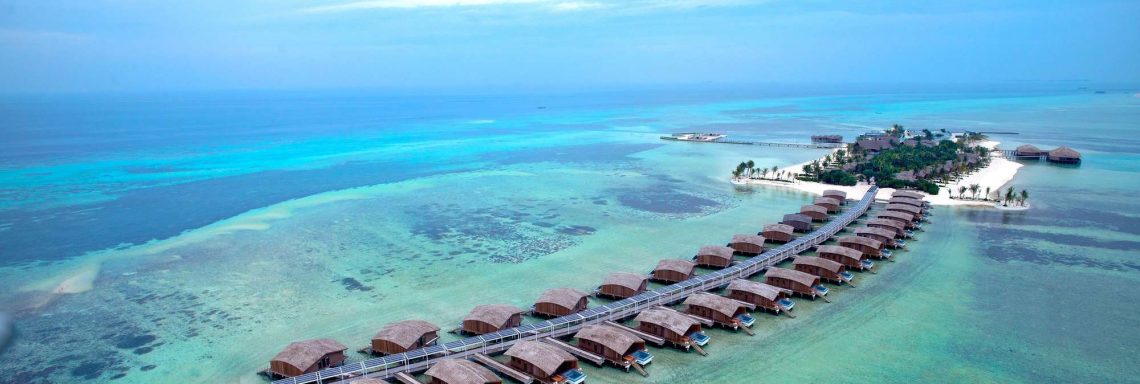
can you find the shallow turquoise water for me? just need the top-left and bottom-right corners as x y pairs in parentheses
(0, 89), (1137, 383)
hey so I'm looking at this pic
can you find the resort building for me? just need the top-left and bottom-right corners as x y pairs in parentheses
(462, 305), (523, 335)
(762, 224), (795, 243)
(823, 190), (847, 204)
(867, 218), (907, 238)
(634, 309), (708, 351)
(816, 245), (872, 271)
(728, 234), (766, 255)
(269, 339), (348, 378)
(813, 197), (842, 213)
(764, 267), (826, 300)
(504, 341), (584, 384)
(782, 214), (814, 232)
(1015, 144), (1045, 159)
(800, 205), (830, 222)
(651, 259), (697, 283)
(533, 288), (589, 318)
(793, 256), (852, 285)
(854, 227), (898, 247)
(574, 325), (652, 371)
(837, 236), (886, 258)
(596, 272), (648, 299)
(725, 279), (793, 315)
(370, 320), (440, 356)
(694, 245), (735, 269)
(682, 292), (753, 331)
(1047, 146), (1082, 164)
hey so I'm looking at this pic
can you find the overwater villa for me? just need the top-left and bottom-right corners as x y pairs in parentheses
(765, 267), (829, 300)
(651, 259), (697, 283)
(877, 210), (918, 229)
(816, 245), (874, 271)
(800, 204), (830, 222)
(1015, 144), (1045, 159)
(855, 226), (903, 248)
(504, 341), (586, 384)
(725, 279), (795, 315)
(823, 189), (848, 204)
(268, 339), (348, 378)
(682, 292), (755, 331)
(813, 197), (842, 213)
(533, 288), (589, 318)
(1047, 146), (1081, 164)
(838, 235), (889, 259)
(694, 245), (735, 269)
(762, 224), (796, 243)
(886, 204), (924, 221)
(728, 234), (766, 255)
(888, 196), (927, 210)
(867, 218), (912, 238)
(793, 256), (855, 286)
(369, 320), (440, 356)
(424, 359), (502, 384)
(573, 325), (653, 373)
(634, 309), (710, 352)
(596, 272), (648, 299)
(462, 305), (523, 335)
(893, 190), (925, 200)
(782, 213), (814, 232)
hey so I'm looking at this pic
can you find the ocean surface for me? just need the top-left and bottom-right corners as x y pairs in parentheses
(0, 86), (1137, 383)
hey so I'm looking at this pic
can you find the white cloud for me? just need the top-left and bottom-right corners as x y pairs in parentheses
(552, 1), (606, 11)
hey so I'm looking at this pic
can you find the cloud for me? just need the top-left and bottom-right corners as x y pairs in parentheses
(552, 1), (606, 11)
(300, 0), (546, 13)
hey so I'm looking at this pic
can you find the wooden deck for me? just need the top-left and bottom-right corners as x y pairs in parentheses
(471, 353), (534, 384)
(271, 187), (878, 384)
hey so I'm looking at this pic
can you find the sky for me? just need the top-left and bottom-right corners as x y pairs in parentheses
(0, 0), (1137, 93)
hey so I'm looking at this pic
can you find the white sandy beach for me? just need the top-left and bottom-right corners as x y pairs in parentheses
(734, 140), (1023, 207)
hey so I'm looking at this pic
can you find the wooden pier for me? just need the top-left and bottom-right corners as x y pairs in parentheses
(471, 353), (534, 384)
(660, 136), (843, 149)
(271, 187), (878, 384)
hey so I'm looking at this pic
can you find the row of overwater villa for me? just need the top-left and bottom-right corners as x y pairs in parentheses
(263, 189), (931, 384)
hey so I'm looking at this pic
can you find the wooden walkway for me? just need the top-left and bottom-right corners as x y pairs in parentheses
(271, 187), (877, 384)
(660, 136), (842, 149)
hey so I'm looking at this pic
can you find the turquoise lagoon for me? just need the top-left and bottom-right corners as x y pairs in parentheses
(0, 88), (1137, 383)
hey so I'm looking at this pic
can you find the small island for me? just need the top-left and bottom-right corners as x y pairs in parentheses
(732, 125), (1047, 208)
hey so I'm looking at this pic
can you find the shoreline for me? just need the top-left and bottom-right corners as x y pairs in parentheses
(733, 140), (1024, 207)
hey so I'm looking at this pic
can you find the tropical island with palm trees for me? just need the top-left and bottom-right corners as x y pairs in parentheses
(731, 124), (1033, 209)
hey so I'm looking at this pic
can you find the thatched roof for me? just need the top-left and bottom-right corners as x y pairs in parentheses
(855, 226), (896, 240)
(895, 171), (917, 182)
(272, 339), (347, 372)
(726, 279), (784, 301)
(783, 213), (812, 224)
(867, 218), (905, 230)
(683, 292), (745, 317)
(886, 204), (922, 215)
(730, 234), (766, 247)
(814, 197), (841, 207)
(888, 196), (923, 207)
(504, 341), (576, 377)
(464, 305), (522, 326)
(536, 288), (588, 310)
(794, 256), (843, 273)
(823, 190), (847, 199)
(800, 205), (828, 215)
(892, 190), (924, 199)
(575, 325), (642, 354)
(697, 245), (734, 261)
(1015, 144), (1043, 155)
(878, 210), (914, 222)
(765, 267), (818, 287)
(373, 320), (440, 349)
(425, 359), (500, 384)
(1048, 146), (1081, 159)
(635, 309), (700, 336)
(763, 224), (794, 235)
(816, 245), (863, 260)
(654, 259), (696, 275)
(601, 272), (647, 291)
(839, 235), (882, 250)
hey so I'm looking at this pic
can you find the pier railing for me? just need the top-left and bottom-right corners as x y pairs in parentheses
(272, 187), (878, 384)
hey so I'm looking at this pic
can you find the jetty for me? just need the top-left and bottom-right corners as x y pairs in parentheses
(270, 187), (878, 384)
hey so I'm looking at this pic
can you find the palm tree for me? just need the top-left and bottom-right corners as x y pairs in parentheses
(1005, 187), (1015, 206)
(958, 185), (967, 199)
(969, 184), (980, 200)
(772, 166), (778, 176)
(731, 169), (741, 179)
(985, 187), (991, 201)
(746, 160), (755, 178)
(761, 168), (769, 179)
(1020, 189), (1029, 207)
